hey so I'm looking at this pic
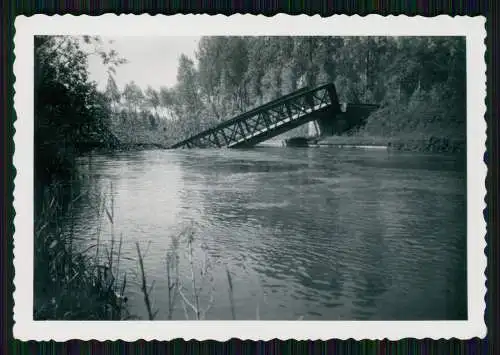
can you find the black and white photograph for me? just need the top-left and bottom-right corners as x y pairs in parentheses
(13, 15), (486, 340)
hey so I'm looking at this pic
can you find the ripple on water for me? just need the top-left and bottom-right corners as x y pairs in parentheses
(72, 148), (467, 320)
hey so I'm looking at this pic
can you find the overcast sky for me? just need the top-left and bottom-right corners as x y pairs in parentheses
(87, 36), (201, 91)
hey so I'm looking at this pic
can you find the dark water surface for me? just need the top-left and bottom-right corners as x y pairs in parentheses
(73, 147), (467, 320)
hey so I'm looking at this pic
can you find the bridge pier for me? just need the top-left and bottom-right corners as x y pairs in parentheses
(309, 103), (379, 137)
(307, 121), (321, 137)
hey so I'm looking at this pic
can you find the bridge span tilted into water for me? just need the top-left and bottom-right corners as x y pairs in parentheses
(169, 83), (379, 149)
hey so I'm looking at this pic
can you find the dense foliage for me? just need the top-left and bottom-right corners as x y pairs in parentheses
(35, 35), (125, 181)
(110, 36), (465, 148)
(34, 36), (130, 320)
(36, 36), (465, 153)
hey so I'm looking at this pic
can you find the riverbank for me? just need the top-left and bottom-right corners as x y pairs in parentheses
(92, 142), (168, 152)
(346, 88), (466, 153)
(317, 134), (465, 153)
(104, 134), (465, 153)
(34, 178), (129, 320)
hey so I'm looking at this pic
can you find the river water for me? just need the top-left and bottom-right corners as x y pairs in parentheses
(73, 147), (467, 320)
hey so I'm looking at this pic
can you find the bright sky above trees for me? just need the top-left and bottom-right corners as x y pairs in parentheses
(87, 36), (200, 91)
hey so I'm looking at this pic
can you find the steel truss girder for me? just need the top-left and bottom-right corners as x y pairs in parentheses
(169, 83), (340, 149)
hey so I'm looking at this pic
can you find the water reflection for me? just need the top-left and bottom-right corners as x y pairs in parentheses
(70, 147), (466, 320)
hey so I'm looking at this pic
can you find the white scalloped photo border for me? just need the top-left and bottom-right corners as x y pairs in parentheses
(12, 14), (487, 341)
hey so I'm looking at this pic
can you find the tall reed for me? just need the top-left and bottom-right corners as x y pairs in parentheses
(34, 178), (128, 320)
(135, 241), (158, 320)
(133, 228), (306, 321)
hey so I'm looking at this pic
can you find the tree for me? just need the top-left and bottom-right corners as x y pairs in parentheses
(293, 37), (322, 88)
(145, 86), (160, 116)
(159, 86), (176, 119)
(222, 37), (249, 111)
(105, 75), (121, 113)
(162, 35), (465, 145)
(196, 37), (226, 120)
(175, 54), (204, 133)
(123, 81), (144, 114)
(245, 37), (267, 104)
(34, 35), (125, 180)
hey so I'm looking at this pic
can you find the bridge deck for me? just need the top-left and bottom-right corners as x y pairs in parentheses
(169, 83), (341, 149)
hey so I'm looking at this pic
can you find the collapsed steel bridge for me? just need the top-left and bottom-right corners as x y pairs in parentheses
(169, 83), (377, 149)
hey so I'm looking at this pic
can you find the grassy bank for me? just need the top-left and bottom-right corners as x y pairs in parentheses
(34, 178), (129, 320)
(319, 85), (466, 153)
(387, 136), (465, 153)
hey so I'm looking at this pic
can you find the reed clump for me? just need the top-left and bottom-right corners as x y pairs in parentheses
(34, 180), (129, 320)
(35, 180), (301, 321)
(135, 225), (216, 320)
(135, 227), (305, 321)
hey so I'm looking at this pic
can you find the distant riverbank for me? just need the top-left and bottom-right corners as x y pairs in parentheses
(106, 134), (465, 153)
(107, 111), (465, 154)
(317, 135), (465, 153)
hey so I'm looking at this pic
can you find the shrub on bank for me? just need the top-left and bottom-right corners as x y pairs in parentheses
(110, 110), (173, 147)
(388, 136), (465, 153)
(356, 85), (465, 153)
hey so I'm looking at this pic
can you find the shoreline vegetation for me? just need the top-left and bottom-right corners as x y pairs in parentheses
(34, 35), (466, 320)
(35, 180), (129, 320)
(35, 179), (244, 320)
(315, 134), (465, 153)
